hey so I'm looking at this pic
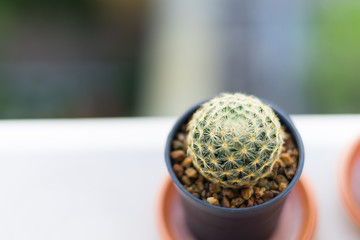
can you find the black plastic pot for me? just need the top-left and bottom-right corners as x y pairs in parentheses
(165, 98), (304, 240)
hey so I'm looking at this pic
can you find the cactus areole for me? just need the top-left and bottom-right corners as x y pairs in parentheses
(187, 93), (284, 188)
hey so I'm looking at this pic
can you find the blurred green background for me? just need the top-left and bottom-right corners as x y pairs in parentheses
(0, 0), (359, 118)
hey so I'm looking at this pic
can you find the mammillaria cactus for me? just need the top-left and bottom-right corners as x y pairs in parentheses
(187, 93), (284, 188)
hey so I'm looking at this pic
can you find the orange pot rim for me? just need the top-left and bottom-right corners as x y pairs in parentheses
(156, 174), (317, 240)
(338, 137), (360, 228)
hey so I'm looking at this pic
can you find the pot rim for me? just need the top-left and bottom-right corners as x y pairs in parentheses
(165, 96), (305, 213)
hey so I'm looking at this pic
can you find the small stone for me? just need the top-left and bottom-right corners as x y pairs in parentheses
(231, 197), (245, 208)
(285, 139), (295, 149)
(181, 157), (193, 168)
(292, 149), (299, 157)
(181, 125), (187, 133)
(271, 190), (280, 196)
(269, 163), (279, 178)
(196, 181), (205, 191)
(185, 185), (194, 193)
(185, 168), (198, 179)
(183, 140), (188, 150)
(222, 196), (230, 208)
(269, 181), (279, 190)
(201, 190), (206, 198)
(279, 182), (288, 192)
(173, 164), (184, 178)
(277, 159), (285, 168)
(278, 167), (285, 175)
(275, 174), (289, 185)
(241, 187), (254, 200)
(207, 197), (220, 206)
(209, 183), (221, 193)
(256, 179), (269, 190)
(285, 168), (295, 179)
(255, 187), (266, 199)
(212, 193), (219, 199)
(247, 199), (254, 207)
(255, 198), (264, 205)
(172, 140), (183, 150)
(240, 204), (246, 208)
(181, 175), (191, 186)
(192, 192), (200, 198)
(262, 191), (274, 202)
(280, 153), (294, 166)
(177, 133), (186, 141)
(170, 150), (185, 162)
(222, 188), (235, 199)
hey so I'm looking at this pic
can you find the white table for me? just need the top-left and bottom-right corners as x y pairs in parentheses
(0, 116), (360, 240)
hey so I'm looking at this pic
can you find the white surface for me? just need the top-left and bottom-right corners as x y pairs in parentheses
(0, 116), (360, 239)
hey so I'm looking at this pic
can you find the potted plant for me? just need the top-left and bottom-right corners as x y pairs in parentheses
(165, 93), (304, 240)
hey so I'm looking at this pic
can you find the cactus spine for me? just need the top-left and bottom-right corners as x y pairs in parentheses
(187, 93), (284, 188)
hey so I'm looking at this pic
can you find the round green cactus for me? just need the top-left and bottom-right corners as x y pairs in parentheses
(187, 93), (284, 188)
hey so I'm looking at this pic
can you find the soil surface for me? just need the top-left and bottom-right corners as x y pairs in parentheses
(170, 125), (299, 208)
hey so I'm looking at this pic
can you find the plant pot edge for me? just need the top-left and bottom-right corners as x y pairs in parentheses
(164, 96), (305, 238)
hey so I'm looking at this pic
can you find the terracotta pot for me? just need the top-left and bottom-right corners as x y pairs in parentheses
(165, 98), (305, 240)
(338, 137), (360, 228)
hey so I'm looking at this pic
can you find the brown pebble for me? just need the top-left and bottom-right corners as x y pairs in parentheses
(256, 178), (269, 190)
(185, 185), (194, 193)
(292, 149), (299, 157)
(278, 167), (285, 175)
(278, 182), (287, 192)
(173, 164), (184, 178)
(201, 190), (206, 198)
(212, 193), (219, 199)
(181, 157), (193, 168)
(241, 187), (254, 200)
(209, 183), (221, 193)
(172, 140), (183, 150)
(269, 163), (279, 178)
(285, 139), (295, 149)
(171, 150), (185, 162)
(255, 187), (266, 199)
(285, 168), (295, 179)
(196, 181), (205, 191)
(222, 188), (235, 199)
(277, 159), (286, 168)
(181, 175), (191, 186)
(271, 190), (280, 196)
(269, 181), (279, 190)
(177, 133), (186, 141)
(222, 197), (230, 208)
(185, 168), (198, 179)
(262, 191), (274, 201)
(275, 174), (289, 185)
(255, 198), (264, 205)
(247, 199), (254, 207)
(192, 193), (200, 198)
(207, 197), (220, 206)
(231, 197), (245, 208)
(240, 204), (246, 208)
(280, 153), (294, 166)
(181, 125), (187, 133)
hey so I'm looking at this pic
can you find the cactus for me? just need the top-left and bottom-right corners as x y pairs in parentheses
(187, 93), (284, 188)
